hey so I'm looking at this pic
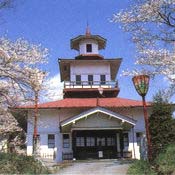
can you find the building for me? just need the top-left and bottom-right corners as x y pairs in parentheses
(24, 28), (150, 162)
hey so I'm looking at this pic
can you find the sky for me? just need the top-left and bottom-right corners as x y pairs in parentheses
(0, 0), (171, 102)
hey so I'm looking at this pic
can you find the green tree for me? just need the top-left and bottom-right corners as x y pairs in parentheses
(149, 91), (175, 159)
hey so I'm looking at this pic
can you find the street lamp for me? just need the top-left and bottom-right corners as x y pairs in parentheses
(132, 75), (152, 161)
(30, 71), (45, 156)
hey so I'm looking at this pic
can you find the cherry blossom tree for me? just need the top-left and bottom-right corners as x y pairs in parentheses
(0, 37), (48, 135)
(112, 0), (175, 97)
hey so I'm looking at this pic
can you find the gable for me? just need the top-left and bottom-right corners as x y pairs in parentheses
(60, 107), (136, 127)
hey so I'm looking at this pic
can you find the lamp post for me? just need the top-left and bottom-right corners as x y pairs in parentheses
(132, 75), (152, 161)
(30, 71), (45, 156)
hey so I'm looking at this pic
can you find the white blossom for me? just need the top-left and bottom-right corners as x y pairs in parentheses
(0, 37), (48, 134)
(112, 0), (175, 97)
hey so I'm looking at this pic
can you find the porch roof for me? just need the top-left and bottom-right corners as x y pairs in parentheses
(60, 106), (137, 127)
(18, 97), (151, 109)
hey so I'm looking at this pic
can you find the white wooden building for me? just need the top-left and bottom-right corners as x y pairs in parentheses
(22, 28), (150, 162)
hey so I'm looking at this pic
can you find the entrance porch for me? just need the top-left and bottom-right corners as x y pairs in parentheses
(72, 129), (131, 160)
(60, 107), (137, 160)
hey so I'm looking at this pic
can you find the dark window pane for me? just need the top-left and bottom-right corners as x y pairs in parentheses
(63, 134), (70, 148)
(48, 134), (55, 148)
(107, 137), (115, 146)
(88, 75), (93, 85)
(123, 133), (129, 147)
(97, 137), (105, 146)
(100, 75), (106, 85)
(86, 137), (95, 146)
(76, 75), (81, 85)
(76, 137), (85, 147)
(86, 44), (92, 52)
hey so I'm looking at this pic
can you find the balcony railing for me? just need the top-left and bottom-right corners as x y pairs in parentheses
(64, 81), (118, 89)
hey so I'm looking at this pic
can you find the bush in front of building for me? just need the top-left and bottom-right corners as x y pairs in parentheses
(127, 159), (156, 175)
(149, 91), (175, 160)
(155, 144), (175, 175)
(127, 145), (175, 175)
(0, 152), (50, 174)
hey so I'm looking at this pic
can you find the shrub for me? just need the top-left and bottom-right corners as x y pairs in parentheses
(0, 152), (49, 174)
(149, 91), (175, 159)
(127, 159), (157, 175)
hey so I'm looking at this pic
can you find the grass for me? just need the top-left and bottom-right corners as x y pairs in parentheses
(127, 145), (175, 175)
(155, 145), (175, 175)
(0, 152), (50, 174)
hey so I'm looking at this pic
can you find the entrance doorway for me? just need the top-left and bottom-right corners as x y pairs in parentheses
(72, 130), (118, 159)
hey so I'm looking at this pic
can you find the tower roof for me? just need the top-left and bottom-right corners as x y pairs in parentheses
(71, 28), (106, 51)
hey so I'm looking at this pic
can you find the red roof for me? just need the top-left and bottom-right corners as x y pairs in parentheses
(19, 97), (151, 109)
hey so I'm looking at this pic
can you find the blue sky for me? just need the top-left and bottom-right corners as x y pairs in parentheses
(0, 0), (170, 101)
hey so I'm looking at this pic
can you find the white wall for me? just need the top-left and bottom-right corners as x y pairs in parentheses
(27, 106), (148, 161)
(79, 39), (98, 55)
(27, 109), (61, 161)
(70, 62), (111, 82)
(26, 108), (87, 162)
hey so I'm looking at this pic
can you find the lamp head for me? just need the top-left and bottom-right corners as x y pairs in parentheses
(132, 75), (150, 97)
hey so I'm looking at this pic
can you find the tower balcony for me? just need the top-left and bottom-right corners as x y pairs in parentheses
(63, 80), (120, 98)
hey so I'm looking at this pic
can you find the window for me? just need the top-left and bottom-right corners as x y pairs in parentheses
(63, 134), (70, 148)
(86, 44), (92, 52)
(76, 75), (81, 85)
(107, 137), (115, 146)
(86, 137), (95, 146)
(136, 132), (142, 146)
(123, 133), (129, 147)
(97, 137), (105, 146)
(100, 75), (106, 85)
(76, 137), (85, 147)
(88, 75), (93, 85)
(48, 134), (55, 148)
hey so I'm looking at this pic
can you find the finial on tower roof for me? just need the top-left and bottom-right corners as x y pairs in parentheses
(85, 21), (91, 36)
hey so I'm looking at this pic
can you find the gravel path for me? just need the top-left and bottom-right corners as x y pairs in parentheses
(56, 160), (129, 175)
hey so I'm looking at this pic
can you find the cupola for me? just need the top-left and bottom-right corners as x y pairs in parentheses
(70, 26), (106, 60)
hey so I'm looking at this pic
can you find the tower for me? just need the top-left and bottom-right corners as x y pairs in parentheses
(59, 28), (122, 98)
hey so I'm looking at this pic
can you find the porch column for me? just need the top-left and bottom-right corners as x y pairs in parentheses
(72, 130), (77, 159)
(55, 132), (63, 162)
(119, 130), (124, 158)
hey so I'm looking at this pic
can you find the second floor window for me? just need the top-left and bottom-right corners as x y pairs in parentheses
(86, 44), (92, 52)
(76, 75), (81, 85)
(100, 75), (106, 85)
(88, 75), (93, 85)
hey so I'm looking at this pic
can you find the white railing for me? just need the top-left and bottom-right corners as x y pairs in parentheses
(64, 81), (118, 89)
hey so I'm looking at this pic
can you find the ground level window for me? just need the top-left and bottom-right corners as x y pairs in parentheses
(97, 137), (105, 146)
(136, 132), (142, 146)
(76, 137), (85, 147)
(123, 133), (129, 147)
(86, 137), (95, 146)
(63, 134), (70, 148)
(48, 134), (55, 148)
(107, 137), (115, 146)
